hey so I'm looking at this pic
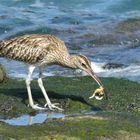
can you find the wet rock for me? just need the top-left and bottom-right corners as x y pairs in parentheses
(52, 16), (81, 25)
(127, 103), (139, 112)
(117, 18), (140, 32)
(0, 97), (19, 116)
(66, 42), (82, 50)
(75, 33), (120, 47)
(102, 63), (124, 69)
(0, 102), (14, 114)
(79, 34), (119, 46)
(0, 15), (9, 19)
(0, 64), (7, 83)
(0, 77), (139, 139)
(80, 33), (96, 38)
(91, 34), (119, 45)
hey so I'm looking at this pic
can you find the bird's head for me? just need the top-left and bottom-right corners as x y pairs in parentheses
(73, 54), (102, 86)
(72, 54), (107, 99)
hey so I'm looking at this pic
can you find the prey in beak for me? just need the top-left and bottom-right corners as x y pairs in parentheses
(86, 69), (108, 100)
(74, 54), (108, 100)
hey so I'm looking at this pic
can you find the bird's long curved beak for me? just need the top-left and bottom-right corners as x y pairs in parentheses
(87, 70), (103, 87)
(86, 69), (108, 100)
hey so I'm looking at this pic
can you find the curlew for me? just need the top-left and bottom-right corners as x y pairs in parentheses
(0, 34), (105, 111)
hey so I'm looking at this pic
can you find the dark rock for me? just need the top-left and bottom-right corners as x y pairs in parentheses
(51, 16), (81, 25)
(102, 63), (124, 69)
(117, 18), (140, 32)
(0, 97), (18, 115)
(127, 103), (138, 111)
(92, 34), (118, 45)
(80, 34), (119, 46)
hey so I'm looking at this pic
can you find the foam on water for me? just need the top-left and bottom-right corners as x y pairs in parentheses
(1, 55), (140, 83)
(91, 62), (105, 73)
(91, 62), (140, 83)
(30, 0), (45, 8)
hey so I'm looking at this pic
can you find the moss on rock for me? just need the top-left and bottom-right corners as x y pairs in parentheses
(0, 76), (139, 139)
(117, 18), (140, 32)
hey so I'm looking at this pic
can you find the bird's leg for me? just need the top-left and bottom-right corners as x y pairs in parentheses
(38, 70), (63, 111)
(26, 66), (46, 110)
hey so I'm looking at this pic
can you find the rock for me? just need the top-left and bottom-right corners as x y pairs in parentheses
(102, 63), (124, 69)
(0, 64), (7, 83)
(0, 77), (139, 139)
(91, 34), (118, 45)
(117, 18), (140, 32)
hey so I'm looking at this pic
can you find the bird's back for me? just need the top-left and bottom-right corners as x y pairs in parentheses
(0, 34), (68, 65)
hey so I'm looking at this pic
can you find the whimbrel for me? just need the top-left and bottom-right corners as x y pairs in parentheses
(0, 34), (104, 111)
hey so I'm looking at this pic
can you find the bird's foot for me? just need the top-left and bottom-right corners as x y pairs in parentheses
(44, 103), (64, 111)
(29, 104), (48, 110)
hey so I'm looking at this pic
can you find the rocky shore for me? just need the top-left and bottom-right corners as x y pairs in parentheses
(0, 66), (139, 139)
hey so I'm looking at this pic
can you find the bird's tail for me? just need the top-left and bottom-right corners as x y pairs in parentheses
(0, 41), (4, 57)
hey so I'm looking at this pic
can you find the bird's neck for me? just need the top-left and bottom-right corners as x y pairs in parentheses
(59, 55), (77, 69)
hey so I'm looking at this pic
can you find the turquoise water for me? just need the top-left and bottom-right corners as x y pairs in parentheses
(0, 0), (140, 82)
(0, 0), (140, 39)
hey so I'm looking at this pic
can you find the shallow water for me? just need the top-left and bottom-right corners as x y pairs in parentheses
(0, 112), (65, 126)
(0, 111), (98, 126)
(0, 0), (140, 82)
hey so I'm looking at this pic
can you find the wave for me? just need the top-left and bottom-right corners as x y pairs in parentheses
(91, 62), (140, 83)
(1, 57), (140, 83)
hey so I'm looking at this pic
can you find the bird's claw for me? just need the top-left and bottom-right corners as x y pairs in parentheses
(89, 87), (104, 100)
(44, 103), (60, 107)
(30, 104), (48, 110)
(44, 103), (63, 111)
(28, 103), (63, 111)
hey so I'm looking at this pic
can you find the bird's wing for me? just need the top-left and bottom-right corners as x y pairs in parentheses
(0, 34), (68, 64)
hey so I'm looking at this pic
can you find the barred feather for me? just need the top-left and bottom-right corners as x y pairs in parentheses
(0, 34), (91, 70)
(0, 34), (67, 65)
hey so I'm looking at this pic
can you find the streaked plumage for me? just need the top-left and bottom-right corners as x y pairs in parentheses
(0, 34), (104, 111)
(0, 35), (68, 65)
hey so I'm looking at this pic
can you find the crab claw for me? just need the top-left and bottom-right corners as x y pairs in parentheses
(95, 93), (104, 100)
(89, 87), (104, 100)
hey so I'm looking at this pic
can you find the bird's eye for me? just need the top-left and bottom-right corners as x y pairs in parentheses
(81, 63), (86, 68)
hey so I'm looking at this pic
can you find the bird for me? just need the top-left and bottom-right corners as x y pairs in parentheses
(0, 34), (104, 111)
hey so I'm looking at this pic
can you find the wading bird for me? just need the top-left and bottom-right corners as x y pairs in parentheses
(0, 34), (105, 111)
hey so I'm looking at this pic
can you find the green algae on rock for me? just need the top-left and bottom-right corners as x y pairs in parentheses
(0, 113), (139, 140)
(117, 18), (140, 32)
(0, 76), (139, 116)
(0, 76), (140, 139)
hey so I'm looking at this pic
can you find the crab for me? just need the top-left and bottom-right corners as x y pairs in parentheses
(89, 86), (105, 100)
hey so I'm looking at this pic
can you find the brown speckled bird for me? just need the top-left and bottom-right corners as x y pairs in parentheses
(0, 34), (104, 111)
